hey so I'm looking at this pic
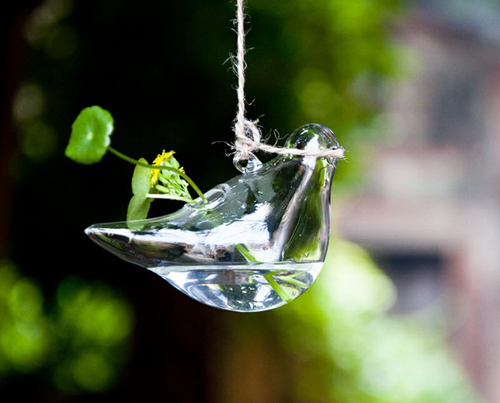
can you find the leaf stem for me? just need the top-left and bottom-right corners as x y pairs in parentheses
(264, 273), (293, 303)
(235, 244), (294, 303)
(146, 193), (195, 203)
(108, 146), (208, 203)
(274, 275), (309, 289)
(235, 244), (260, 263)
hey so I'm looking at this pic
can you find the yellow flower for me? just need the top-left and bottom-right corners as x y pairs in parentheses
(153, 150), (175, 165)
(150, 150), (175, 187)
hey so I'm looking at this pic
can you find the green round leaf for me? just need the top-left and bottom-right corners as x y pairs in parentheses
(65, 106), (114, 164)
(131, 158), (151, 197)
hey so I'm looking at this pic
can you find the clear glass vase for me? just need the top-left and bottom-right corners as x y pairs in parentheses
(86, 123), (342, 312)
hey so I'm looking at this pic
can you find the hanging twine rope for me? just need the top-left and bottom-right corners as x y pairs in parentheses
(232, 0), (345, 162)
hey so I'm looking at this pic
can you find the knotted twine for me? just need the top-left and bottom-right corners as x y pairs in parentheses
(231, 0), (345, 163)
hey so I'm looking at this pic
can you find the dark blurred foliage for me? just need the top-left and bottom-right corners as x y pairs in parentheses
(2, 0), (464, 402)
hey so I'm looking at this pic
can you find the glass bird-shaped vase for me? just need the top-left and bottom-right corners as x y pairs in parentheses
(85, 123), (342, 312)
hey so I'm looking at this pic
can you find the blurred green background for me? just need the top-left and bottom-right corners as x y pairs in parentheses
(0, 0), (492, 401)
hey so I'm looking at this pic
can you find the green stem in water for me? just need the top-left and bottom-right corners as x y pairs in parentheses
(235, 244), (293, 303)
(235, 244), (260, 263)
(273, 274), (309, 289)
(264, 273), (293, 303)
(108, 146), (208, 204)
